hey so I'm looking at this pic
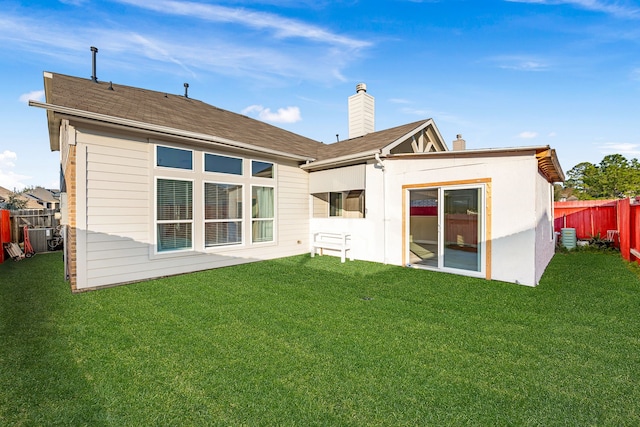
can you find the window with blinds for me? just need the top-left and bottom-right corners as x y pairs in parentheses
(204, 182), (243, 247)
(156, 178), (193, 252)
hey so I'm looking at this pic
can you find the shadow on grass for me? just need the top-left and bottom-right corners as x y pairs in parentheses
(0, 253), (107, 425)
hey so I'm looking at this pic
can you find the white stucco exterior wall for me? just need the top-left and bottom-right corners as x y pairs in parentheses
(534, 170), (556, 284)
(311, 152), (551, 286)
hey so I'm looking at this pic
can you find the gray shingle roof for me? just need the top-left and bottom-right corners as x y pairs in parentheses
(44, 73), (325, 159)
(42, 73), (430, 163)
(315, 120), (428, 160)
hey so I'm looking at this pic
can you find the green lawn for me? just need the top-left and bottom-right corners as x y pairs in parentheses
(1, 252), (639, 426)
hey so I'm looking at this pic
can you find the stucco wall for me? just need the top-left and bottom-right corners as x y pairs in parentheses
(534, 170), (556, 284)
(311, 153), (547, 286)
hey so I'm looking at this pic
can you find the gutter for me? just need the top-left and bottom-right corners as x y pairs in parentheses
(300, 149), (382, 171)
(29, 101), (315, 163)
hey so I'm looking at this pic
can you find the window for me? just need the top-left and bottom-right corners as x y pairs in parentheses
(156, 178), (193, 252)
(204, 183), (243, 247)
(157, 146), (193, 170)
(252, 161), (274, 178)
(312, 193), (329, 218)
(205, 153), (243, 175)
(344, 190), (365, 218)
(329, 192), (343, 217)
(313, 190), (365, 218)
(252, 186), (274, 243)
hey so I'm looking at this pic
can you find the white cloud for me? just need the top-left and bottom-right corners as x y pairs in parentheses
(0, 150), (17, 168)
(0, 150), (31, 191)
(114, 0), (371, 50)
(18, 90), (45, 104)
(242, 105), (302, 123)
(0, 8), (365, 84)
(631, 68), (640, 81)
(518, 131), (539, 139)
(389, 98), (411, 104)
(600, 142), (640, 156)
(488, 55), (550, 71)
(548, 131), (557, 137)
(505, 0), (640, 19)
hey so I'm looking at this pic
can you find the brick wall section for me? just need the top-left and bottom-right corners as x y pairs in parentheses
(66, 144), (78, 292)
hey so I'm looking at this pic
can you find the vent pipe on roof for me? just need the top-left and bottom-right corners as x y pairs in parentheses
(184, 83), (189, 98)
(90, 46), (98, 83)
(453, 134), (466, 151)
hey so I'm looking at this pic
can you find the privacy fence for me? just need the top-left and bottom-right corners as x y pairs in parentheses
(0, 209), (60, 263)
(554, 199), (640, 264)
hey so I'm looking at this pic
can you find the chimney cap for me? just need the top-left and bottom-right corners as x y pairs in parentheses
(356, 83), (367, 93)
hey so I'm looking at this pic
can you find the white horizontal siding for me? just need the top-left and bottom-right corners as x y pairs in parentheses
(75, 128), (311, 290)
(87, 180), (148, 192)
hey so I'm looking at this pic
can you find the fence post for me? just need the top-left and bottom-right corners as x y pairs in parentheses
(619, 199), (631, 262)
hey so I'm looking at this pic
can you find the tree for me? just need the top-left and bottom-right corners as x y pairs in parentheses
(4, 192), (28, 210)
(563, 154), (640, 199)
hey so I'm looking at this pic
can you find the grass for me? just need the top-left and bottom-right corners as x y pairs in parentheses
(1, 251), (639, 426)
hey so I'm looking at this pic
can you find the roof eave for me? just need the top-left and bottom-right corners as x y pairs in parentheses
(301, 149), (381, 171)
(29, 101), (314, 162)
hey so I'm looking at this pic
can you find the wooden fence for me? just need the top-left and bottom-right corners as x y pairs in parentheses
(554, 199), (640, 264)
(8, 209), (59, 243)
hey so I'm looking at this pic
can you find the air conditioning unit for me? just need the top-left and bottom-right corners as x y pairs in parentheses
(27, 228), (53, 253)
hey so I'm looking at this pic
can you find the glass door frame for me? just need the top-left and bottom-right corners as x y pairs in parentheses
(402, 179), (492, 280)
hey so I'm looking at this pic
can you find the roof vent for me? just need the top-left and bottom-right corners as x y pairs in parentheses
(453, 134), (466, 151)
(184, 83), (189, 98)
(90, 46), (98, 83)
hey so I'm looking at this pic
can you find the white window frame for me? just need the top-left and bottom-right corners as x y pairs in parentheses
(203, 152), (244, 176)
(155, 176), (194, 254)
(251, 160), (275, 179)
(250, 184), (276, 244)
(155, 144), (194, 171)
(203, 181), (244, 248)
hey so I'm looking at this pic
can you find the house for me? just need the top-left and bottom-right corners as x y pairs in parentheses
(24, 187), (60, 210)
(31, 72), (564, 292)
(0, 186), (45, 211)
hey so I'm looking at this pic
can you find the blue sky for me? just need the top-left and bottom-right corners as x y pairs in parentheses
(1, 0), (639, 190)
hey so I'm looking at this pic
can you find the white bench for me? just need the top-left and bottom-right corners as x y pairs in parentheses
(310, 232), (353, 263)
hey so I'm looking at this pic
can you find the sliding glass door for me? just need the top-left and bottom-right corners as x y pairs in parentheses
(443, 188), (481, 272)
(408, 185), (484, 275)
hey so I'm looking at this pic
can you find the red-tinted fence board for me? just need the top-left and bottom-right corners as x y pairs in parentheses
(555, 199), (640, 264)
(554, 200), (618, 240)
(0, 210), (10, 264)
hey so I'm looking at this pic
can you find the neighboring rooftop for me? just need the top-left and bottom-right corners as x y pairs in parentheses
(0, 186), (45, 210)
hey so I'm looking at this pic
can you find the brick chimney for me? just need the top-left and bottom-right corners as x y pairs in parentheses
(348, 83), (375, 139)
